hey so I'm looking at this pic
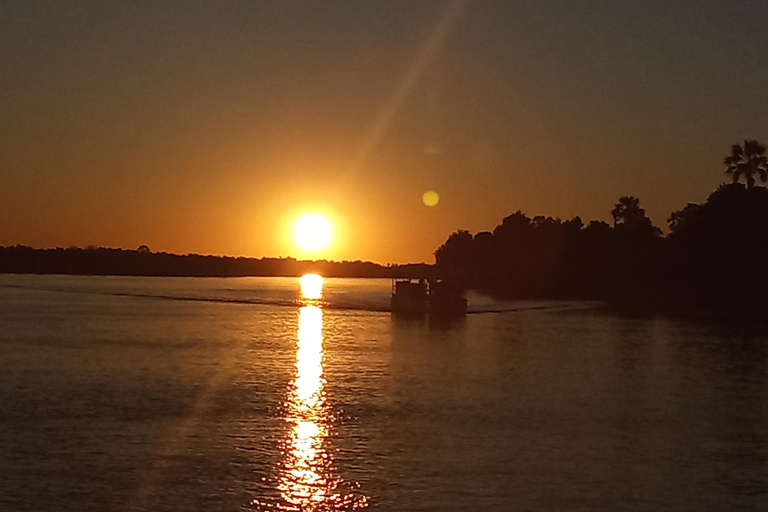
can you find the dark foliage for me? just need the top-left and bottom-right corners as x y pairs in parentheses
(435, 178), (768, 313)
(435, 198), (663, 301)
(724, 140), (768, 189)
(0, 246), (423, 278)
(666, 183), (768, 310)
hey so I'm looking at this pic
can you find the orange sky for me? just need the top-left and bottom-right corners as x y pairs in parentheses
(2, 1), (767, 264)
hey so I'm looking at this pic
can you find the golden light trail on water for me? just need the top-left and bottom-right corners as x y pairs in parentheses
(278, 304), (329, 509)
(255, 274), (368, 511)
(300, 274), (324, 301)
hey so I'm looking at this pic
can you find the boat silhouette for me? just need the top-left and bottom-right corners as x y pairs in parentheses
(391, 277), (467, 317)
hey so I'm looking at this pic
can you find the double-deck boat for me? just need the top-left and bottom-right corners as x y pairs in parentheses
(390, 277), (467, 317)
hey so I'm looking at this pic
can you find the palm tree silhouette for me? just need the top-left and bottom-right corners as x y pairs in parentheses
(724, 140), (768, 189)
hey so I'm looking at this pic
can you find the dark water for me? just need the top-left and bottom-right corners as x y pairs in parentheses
(0, 275), (766, 511)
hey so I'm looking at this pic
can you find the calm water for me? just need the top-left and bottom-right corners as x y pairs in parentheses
(1, 274), (767, 511)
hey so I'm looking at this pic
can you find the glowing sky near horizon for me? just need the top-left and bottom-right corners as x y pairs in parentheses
(1, 1), (767, 263)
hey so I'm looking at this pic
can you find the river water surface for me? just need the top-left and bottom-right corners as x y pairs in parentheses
(1, 274), (767, 511)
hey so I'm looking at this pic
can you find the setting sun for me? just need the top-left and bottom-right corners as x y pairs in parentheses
(293, 214), (333, 252)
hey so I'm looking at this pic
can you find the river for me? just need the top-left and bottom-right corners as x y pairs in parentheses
(0, 274), (766, 511)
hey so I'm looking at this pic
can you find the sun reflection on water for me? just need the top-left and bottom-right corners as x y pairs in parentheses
(279, 305), (330, 508)
(300, 273), (324, 301)
(254, 275), (368, 511)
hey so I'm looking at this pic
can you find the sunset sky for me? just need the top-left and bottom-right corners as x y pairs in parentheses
(2, 1), (767, 264)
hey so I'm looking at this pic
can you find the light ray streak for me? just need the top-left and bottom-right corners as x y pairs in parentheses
(347, 0), (470, 174)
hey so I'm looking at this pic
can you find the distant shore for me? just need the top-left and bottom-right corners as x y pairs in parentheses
(0, 245), (430, 279)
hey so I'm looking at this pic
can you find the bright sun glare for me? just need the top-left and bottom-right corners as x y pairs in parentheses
(300, 273), (323, 300)
(293, 214), (333, 251)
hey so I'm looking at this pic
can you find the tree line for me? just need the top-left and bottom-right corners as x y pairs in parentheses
(0, 246), (430, 279)
(435, 140), (768, 313)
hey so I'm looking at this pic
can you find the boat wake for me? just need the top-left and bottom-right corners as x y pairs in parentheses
(0, 283), (599, 315)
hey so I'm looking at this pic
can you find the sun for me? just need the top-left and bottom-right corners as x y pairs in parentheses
(293, 214), (333, 251)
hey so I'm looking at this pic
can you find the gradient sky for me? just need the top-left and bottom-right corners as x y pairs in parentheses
(2, 0), (767, 263)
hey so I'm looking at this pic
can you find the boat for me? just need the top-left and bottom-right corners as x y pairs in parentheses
(427, 278), (468, 318)
(390, 277), (467, 317)
(390, 278), (429, 316)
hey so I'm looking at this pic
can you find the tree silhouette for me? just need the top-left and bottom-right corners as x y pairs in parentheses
(666, 183), (768, 309)
(610, 196), (662, 238)
(724, 140), (768, 189)
(434, 229), (474, 278)
(611, 196), (644, 227)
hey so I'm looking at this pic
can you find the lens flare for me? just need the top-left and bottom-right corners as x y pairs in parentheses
(422, 190), (440, 207)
